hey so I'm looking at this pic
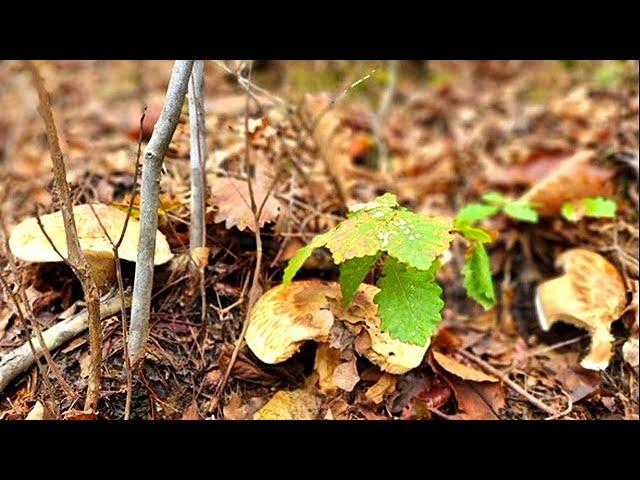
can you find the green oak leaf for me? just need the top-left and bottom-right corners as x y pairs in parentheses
(456, 224), (493, 243)
(374, 256), (444, 346)
(282, 232), (330, 284)
(384, 210), (454, 271)
(347, 192), (399, 213)
(454, 203), (500, 226)
(339, 253), (380, 306)
(324, 210), (391, 263)
(582, 197), (617, 217)
(462, 242), (495, 309)
(284, 193), (455, 286)
(481, 191), (507, 205)
(503, 202), (539, 222)
(561, 202), (578, 221)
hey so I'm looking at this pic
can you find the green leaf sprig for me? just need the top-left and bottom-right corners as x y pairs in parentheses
(283, 193), (495, 346)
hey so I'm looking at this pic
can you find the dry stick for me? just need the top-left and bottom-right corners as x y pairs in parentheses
(210, 67), (282, 410)
(0, 275), (58, 405)
(309, 65), (376, 132)
(187, 60), (209, 343)
(128, 60), (194, 365)
(0, 293), (129, 394)
(458, 349), (558, 416)
(86, 202), (134, 419)
(211, 167), (284, 405)
(374, 60), (398, 179)
(305, 67), (378, 211)
(88, 109), (147, 419)
(26, 61), (103, 412)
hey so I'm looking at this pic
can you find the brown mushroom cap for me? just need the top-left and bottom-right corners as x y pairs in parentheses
(8, 204), (173, 288)
(245, 280), (337, 364)
(246, 280), (429, 374)
(535, 248), (627, 370)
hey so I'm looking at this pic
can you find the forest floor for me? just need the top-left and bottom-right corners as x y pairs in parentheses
(0, 60), (638, 420)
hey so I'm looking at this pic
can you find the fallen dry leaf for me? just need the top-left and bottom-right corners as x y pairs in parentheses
(432, 351), (499, 382)
(558, 366), (601, 403)
(519, 150), (615, 215)
(365, 373), (397, 405)
(253, 389), (319, 420)
(181, 400), (201, 420)
(332, 358), (360, 392)
(217, 342), (281, 385)
(209, 177), (281, 232)
(313, 343), (342, 394)
(223, 391), (251, 420)
(126, 104), (161, 141)
(444, 375), (505, 420)
(544, 351), (602, 402)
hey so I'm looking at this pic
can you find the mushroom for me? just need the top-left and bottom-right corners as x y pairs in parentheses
(535, 248), (627, 370)
(518, 150), (615, 216)
(246, 280), (429, 375)
(8, 204), (173, 290)
(245, 280), (337, 364)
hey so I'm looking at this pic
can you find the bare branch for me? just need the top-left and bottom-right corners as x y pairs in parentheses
(26, 60), (103, 412)
(187, 60), (208, 252)
(128, 60), (194, 365)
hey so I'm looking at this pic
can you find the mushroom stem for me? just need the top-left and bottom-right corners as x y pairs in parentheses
(581, 328), (614, 371)
(535, 249), (626, 371)
(128, 60), (194, 365)
(83, 252), (117, 292)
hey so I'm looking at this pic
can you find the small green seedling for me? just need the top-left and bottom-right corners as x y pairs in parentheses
(455, 191), (617, 226)
(561, 197), (617, 222)
(283, 193), (495, 347)
(455, 191), (539, 225)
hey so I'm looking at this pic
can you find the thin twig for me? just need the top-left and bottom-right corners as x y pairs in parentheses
(458, 349), (558, 416)
(0, 275), (59, 404)
(310, 65), (377, 132)
(86, 202), (134, 419)
(26, 60), (102, 412)
(374, 60), (398, 178)
(209, 65), (283, 411)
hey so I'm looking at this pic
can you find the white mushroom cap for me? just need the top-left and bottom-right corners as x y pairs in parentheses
(8, 204), (173, 289)
(246, 280), (337, 364)
(9, 204), (172, 265)
(535, 248), (627, 370)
